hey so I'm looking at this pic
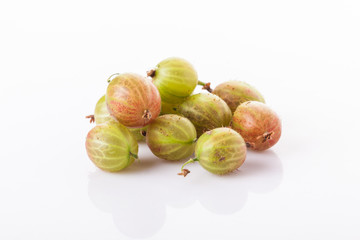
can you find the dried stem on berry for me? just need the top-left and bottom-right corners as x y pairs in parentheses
(142, 109), (152, 120)
(178, 158), (199, 177)
(146, 69), (156, 78)
(198, 81), (213, 93)
(177, 169), (190, 177)
(86, 114), (95, 123)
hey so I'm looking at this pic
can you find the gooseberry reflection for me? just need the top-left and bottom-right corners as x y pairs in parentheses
(88, 144), (283, 238)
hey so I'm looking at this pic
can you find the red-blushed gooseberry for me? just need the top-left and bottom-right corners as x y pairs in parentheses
(212, 81), (265, 113)
(86, 95), (148, 141)
(232, 101), (282, 151)
(106, 73), (161, 128)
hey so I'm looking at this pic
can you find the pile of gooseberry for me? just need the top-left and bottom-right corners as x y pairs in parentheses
(85, 57), (282, 177)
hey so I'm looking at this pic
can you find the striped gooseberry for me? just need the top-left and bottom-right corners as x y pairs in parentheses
(212, 81), (265, 113)
(178, 93), (232, 137)
(85, 121), (138, 172)
(86, 95), (147, 141)
(90, 95), (114, 124)
(106, 73), (161, 128)
(232, 101), (281, 151)
(178, 127), (246, 176)
(147, 57), (199, 104)
(146, 114), (197, 161)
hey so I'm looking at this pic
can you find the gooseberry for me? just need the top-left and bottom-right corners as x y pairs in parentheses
(232, 101), (281, 151)
(178, 127), (246, 176)
(106, 73), (161, 128)
(85, 121), (139, 172)
(146, 114), (197, 161)
(178, 93), (232, 137)
(212, 81), (265, 113)
(86, 94), (148, 141)
(92, 95), (114, 124)
(147, 57), (198, 104)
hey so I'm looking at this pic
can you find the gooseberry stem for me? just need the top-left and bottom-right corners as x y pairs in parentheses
(181, 157), (199, 170)
(146, 68), (156, 78)
(142, 109), (152, 120)
(197, 80), (206, 86)
(107, 73), (120, 83)
(198, 81), (213, 93)
(86, 114), (95, 123)
(178, 157), (199, 177)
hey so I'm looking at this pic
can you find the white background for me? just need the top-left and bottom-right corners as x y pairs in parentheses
(1, 0), (360, 239)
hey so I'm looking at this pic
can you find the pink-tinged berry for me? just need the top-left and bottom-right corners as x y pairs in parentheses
(106, 73), (161, 127)
(87, 95), (148, 141)
(213, 81), (265, 113)
(232, 101), (281, 151)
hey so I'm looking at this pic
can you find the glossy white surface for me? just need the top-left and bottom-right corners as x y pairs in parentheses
(1, 1), (360, 239)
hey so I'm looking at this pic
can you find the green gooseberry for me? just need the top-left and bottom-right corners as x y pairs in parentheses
(178, 127), (247, 176)
(93, 95), (114, 124)
(87, 95), (148, 141)
(178, 93), (232, 137)
(146, 114), (197, 161)
(147, 57), (198, 104)
(85, 121), (138, 172)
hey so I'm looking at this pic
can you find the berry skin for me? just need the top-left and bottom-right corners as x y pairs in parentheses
(93, 95), (115, 124)
(148, 57), (198, 104)
(128, 127), (148, 142)
(85, 121), (138, 172)
(146, 114), (197, 161)
(232, 101), (281, 151)
(179, 127), (247, 176)
(160, 101), (180, 115)
(212, 81), (265, 113)
(106, 73), (161, 127)
(178, 93), (232, 137)
(89, 95), (148, 141)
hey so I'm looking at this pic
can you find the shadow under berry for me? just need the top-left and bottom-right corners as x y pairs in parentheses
(87, 149), (283, 238)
